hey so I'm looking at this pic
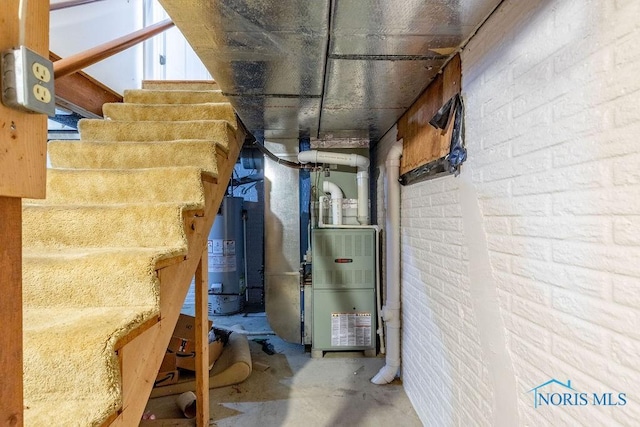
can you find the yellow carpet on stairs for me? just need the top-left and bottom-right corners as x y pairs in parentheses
(48, 139), (222, 172)
(102, 102), (236, 123)
(22, 82), (238, 426)
(123, 89), (228, 104)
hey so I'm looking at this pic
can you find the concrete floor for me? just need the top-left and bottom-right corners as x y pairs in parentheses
(145, 311), (421, 426)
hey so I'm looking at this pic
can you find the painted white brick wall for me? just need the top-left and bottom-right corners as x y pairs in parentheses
(463, 0), (640, 424)
(375, 129), (496, 426)
(375, 0), (640, 425)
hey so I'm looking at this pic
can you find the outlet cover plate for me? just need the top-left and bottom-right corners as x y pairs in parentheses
(1, 46), (55, 116)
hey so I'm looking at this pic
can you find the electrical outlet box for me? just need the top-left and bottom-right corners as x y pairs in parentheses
(1, 46), (55, 116)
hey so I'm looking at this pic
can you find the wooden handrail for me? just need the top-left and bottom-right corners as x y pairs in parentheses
(50, 0), (106, 11)
(51, 52), (123, 118)
(53, 19), (175, 79)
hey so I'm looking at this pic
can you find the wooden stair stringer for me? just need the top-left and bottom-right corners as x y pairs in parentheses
(108, 136), (243, 426)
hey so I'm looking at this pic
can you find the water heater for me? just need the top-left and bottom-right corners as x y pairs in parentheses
(207, 196), (245, 315)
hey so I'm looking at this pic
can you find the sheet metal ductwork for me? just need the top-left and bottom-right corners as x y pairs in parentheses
(157, 0), (502, 142)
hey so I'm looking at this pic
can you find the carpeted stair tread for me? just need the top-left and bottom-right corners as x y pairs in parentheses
(27, 167), (207, 206)
(24, 306), (157, 426)
(48, 139), (221, 174)
(23, 203), (189, 251)
(78, 119), (233, 153)
(123, 89), (228, 104)
(142, 80), (219, 91)
(23, 248), (164, 308)
(25, 399), (116, 427)
(103, 102), (236, 126)
(23, 80), (237, 426)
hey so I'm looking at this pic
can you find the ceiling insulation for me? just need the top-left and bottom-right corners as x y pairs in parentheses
(158, 0), (502, 143)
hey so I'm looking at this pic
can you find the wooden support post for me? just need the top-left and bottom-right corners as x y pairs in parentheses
(194, 248), (210, 426)
(0, 0), (49, 199)
(0, 198), (23, 426)
(0, 1), (48, 423)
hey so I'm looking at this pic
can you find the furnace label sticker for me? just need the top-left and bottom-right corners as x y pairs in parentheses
(331, 313), (371, 347)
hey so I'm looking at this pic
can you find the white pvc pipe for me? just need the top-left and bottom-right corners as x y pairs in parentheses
(322, 180), (343, 226)
(242, 212), (249, 302)
(298, 150), (369, 169)
(375, 166), (386, 355)
(318, 196), (327, 228)
(372, 140), (403, 385)
(299, 150), (370, 225)
(356, 170), (369, 225)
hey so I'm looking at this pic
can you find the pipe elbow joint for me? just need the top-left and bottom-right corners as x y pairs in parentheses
(385, 141), (403, 167)
(371, 363), (400, 384)
(322, 180), (343, 199)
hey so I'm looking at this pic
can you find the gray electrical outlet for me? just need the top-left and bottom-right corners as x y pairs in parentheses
(1, 46), (55, 116)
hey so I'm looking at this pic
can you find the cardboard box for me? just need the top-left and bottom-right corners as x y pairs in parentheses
(175, 340), (224, 371)
(154, 352), (179, 387)
(168, 314), (224, 372)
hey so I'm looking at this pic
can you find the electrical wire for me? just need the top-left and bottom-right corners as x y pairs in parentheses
(248, 139), (312, 170)
(19, 0), (28, 46)
(313, 164), (321, 201)
(228, 168), (238, 196)
(241, 182), (257, 195)
(231, 171), (263, 188)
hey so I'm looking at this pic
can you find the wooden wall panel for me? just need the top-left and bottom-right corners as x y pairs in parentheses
(397, 55), (461, 175)
(0, 0), (49, 198)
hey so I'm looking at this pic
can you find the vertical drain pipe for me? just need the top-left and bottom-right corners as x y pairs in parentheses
(242, 210), (249, 303)
(372, 141), (403, 385)
(356, 168), (369, 225)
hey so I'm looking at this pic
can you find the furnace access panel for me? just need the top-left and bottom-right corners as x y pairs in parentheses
(311, 228), (376, 356)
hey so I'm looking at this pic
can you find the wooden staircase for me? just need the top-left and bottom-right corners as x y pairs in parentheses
(22, 80), (244, 426)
